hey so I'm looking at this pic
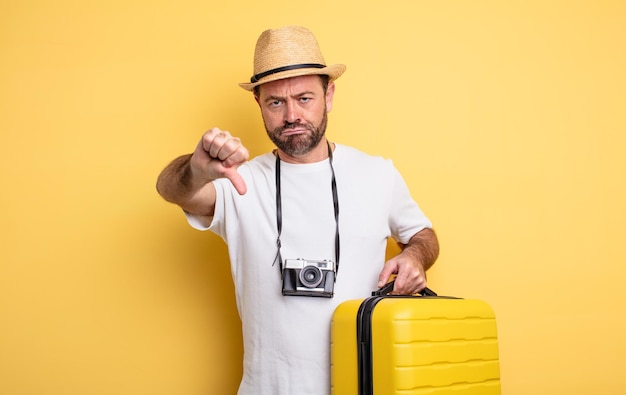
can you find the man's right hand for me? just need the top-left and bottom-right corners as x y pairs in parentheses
(156, 127), (250, 219)
(190, 127), (250, 195)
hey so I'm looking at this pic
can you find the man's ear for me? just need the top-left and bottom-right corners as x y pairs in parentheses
(325, 82), (336, 113)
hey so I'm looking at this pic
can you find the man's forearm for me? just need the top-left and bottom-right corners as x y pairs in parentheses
(156, 153), (218, 217)
(156, 154), (195, 204)
(402, 228), (439, 271)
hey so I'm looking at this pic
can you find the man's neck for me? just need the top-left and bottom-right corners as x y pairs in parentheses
(276, 138), (335, 164)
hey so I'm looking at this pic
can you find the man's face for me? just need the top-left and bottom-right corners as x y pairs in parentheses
(256, 75), (335, 157)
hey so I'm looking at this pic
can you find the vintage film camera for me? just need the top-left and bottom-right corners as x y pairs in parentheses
(282, 258), (336, 298)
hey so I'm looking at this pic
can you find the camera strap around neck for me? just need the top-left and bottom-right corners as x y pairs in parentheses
(273, 141), (340, 280)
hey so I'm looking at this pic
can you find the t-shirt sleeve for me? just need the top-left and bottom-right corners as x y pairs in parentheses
(388, 164), (432, 244)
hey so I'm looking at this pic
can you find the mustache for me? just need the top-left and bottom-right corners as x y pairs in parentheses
(275, 122), (314, 134)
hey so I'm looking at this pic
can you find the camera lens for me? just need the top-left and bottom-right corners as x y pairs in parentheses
(299, 265), (323, 288)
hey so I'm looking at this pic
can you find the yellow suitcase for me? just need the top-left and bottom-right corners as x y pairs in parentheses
(331, 283), (501, 394)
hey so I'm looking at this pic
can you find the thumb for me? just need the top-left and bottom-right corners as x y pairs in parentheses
(224, 168), (247, 195)
(377, 261), (398, 288)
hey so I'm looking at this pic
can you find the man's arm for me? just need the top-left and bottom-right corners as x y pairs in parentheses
(156, 128), (249, 219)
(156, 153), (217, 217)
(378, 227), (440, 295)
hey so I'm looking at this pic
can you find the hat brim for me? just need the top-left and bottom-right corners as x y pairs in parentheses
(239, 64), (346, 91)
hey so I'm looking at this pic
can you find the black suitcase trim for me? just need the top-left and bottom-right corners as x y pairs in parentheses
(356, 295), (384, 395)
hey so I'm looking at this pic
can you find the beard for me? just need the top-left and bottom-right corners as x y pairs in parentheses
(265, 111), (328, 156)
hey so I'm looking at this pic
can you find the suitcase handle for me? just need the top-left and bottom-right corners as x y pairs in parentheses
(372, 280), (438, 297)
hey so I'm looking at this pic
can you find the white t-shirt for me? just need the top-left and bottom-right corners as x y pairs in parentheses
(187, 144), (432, 395)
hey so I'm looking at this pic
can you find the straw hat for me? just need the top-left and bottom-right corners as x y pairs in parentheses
(239, 26), (346, 91)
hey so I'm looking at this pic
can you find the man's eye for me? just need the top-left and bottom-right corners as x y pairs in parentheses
(300, 97), (311, 103)
(270, 100), (281, 107)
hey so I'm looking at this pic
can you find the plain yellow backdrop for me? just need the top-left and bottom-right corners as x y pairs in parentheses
(1, 1), (625, 394)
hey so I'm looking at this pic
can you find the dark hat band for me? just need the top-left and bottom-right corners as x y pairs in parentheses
(250, 63), (326, 83)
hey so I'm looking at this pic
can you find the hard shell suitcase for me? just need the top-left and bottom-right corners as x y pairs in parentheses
(331, 282), (501, 394)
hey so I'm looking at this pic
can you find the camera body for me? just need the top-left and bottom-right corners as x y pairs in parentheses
(282, 258), (336, 298)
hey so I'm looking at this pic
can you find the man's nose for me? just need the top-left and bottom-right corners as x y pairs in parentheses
(285, 100), (301, 124)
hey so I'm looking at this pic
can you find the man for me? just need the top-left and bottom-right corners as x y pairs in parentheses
(156, 26), (439, 395)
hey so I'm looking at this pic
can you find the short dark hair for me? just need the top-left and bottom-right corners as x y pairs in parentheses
(253, 74), (330, 97)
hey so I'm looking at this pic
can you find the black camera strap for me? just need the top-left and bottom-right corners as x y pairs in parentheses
(273, 141), (340, 280)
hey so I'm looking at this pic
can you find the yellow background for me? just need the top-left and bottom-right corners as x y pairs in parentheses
(2, 1), (625, 394)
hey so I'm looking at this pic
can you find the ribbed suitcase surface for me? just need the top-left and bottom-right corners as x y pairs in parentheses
(331, 295), (501, 395)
